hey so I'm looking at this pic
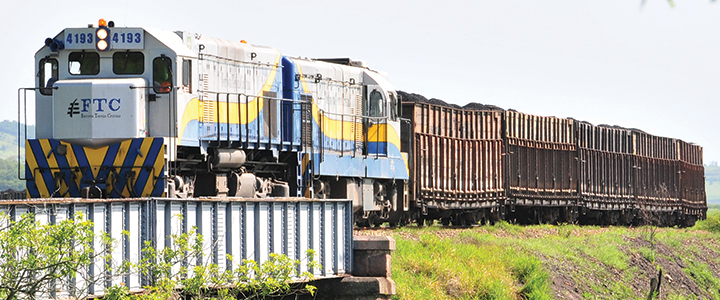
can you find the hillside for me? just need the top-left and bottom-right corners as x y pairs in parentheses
(706, 164), (720, 204)
(362, 209), (720, 299)
(0, 120), (33, 191)
(0, 120), (33, 159)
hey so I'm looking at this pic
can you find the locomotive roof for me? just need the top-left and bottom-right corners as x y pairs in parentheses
(39, 26), (195, 57)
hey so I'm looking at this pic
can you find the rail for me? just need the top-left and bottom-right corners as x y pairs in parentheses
(197, 91), (307, 149)
(317, 110), (390, 157)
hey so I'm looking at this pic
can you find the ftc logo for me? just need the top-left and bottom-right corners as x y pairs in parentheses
(67, 98), (121, 118)
(67, 99), (80, 117)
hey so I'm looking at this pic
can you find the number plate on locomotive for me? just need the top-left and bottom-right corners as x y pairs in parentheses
(64, 28), (144, 50)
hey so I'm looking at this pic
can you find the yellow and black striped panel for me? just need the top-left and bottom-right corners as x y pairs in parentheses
(25, 138), (165, 198)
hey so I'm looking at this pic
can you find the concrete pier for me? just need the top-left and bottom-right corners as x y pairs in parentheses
(310, 235), (397, 300)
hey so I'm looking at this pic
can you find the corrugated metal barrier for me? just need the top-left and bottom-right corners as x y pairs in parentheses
(0, 197), (353, 296)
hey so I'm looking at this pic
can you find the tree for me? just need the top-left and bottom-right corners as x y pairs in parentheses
(0, 212), (111, 299)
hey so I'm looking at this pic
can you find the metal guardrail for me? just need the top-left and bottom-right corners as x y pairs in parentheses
(0, 197), (353, 297)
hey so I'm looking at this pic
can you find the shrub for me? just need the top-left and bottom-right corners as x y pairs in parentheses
(108, 225), (319, 299)
(695, 210), (720, 234)
(0, 212), (111, 300)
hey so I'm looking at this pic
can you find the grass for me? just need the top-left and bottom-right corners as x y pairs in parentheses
(391, 225), (551, 299)
(694, 206), (720, 234)
(683, 261), (720, 300)
(383, 218), (720, 299)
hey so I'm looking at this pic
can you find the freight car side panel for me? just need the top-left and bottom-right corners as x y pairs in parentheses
(577, 123), (635, 210)
(406, 102), (504, 210)
(505, 111), (577, 206)
(678, 141), (706, 216)
(632, 132), (681, 215)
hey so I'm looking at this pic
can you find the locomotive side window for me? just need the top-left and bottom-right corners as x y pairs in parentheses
(153, 56), (173, 93)
(389, 93), (398, 121)
(182, 59), (191, 91)
(39, 58), (58, 96)
(69, 52), (100, 75)
(369, 90), (385, 118)
(113, 51), (144, 75)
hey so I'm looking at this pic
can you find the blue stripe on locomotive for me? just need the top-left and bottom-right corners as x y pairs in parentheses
(282, 57), (409, 180)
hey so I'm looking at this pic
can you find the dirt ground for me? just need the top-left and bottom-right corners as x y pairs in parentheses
(546, 232), (719, 299)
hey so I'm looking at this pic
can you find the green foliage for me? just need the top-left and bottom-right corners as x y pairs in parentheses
(0, 120), (34, 138)
(683, 261), (720, 300)
(637, 247), (656, 264)
(0, 157), (25, 191)
(392, 226), (552, 299)
(503, 252), (552, 300)
(0, 120), (35, 191)
(706, 164), (720, 183)
(0, 120), (34, 159)
(694, 208), (720, 234)
(107, 224), (319, 299)
(0, 211), (319, 299)
(0, 212), (111, 300)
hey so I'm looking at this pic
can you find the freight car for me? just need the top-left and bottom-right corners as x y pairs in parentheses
(19, 20), (705, 227)
(400, 92), (706, 227)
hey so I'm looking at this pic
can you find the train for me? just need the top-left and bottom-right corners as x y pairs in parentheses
(20, 20), (706, 227)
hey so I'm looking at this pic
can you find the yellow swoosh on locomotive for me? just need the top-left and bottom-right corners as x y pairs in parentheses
(178, 53), (283, 144)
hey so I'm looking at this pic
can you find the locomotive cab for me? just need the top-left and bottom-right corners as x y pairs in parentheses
(26, 21), (194, 198)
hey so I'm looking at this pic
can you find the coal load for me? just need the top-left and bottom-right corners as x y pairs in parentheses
(598, 124), (644, 133)
(398, 90), (504, 111)
(397, 91), (428, 103)
(462, 102), (504, 111)
(428, 98), (461, 109)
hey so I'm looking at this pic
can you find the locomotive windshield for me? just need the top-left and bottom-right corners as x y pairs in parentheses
(113, 51), (144, 75)
(69, 51), (99, 75)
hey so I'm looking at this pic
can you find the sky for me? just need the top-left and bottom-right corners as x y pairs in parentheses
(2, 0), (719, 163)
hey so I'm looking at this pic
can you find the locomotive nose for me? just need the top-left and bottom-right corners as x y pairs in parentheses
(50, 78), (148, 147)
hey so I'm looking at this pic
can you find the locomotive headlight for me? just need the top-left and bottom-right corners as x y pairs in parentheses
(97, 40), (109, 51)
(96, 28), (108, 40)
(95, 27), (110, 51)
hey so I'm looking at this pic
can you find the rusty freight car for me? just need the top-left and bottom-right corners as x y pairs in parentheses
(576, 123), (635, 224)
(402, 98), (505, 225)
(678, 140), (707, 225)
(503, 111), (578, 224)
